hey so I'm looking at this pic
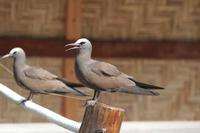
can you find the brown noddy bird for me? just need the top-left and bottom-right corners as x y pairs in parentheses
(1, 47), (87, 102)
(65, 38), (164, 101)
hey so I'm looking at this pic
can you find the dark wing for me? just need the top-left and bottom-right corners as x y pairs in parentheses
(128, 77), (164, 89)
(57, 77), (84, 87)
(117, 86), (160, 96)
(91, 61), (121, 77)
(23, 66), (88, 96)
(24, 66), (58, 80)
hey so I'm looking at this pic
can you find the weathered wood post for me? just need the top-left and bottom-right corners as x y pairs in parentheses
(79, 102), (124, 133)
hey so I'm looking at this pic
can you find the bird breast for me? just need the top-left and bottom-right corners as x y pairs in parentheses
(75, 61), (89, 85)
(13, 66), (29, 90)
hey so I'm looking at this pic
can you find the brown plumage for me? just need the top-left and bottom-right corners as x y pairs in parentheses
(65, 38), (164, 101)
(1, 47), (87, 102)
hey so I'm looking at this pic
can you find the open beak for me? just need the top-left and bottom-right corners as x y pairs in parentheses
(65, 43), (80, 52)
(1, 54), (11, 60)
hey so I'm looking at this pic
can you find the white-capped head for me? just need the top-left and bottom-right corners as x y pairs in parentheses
(1, 47), (26, 59)
(75, 38), (92, 49)
(65, 38), (92, 52)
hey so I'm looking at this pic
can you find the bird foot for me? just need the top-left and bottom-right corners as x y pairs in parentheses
(84, 99), (98, 107)
(95, 128), (106, 133)
(18, 99), (30, 105)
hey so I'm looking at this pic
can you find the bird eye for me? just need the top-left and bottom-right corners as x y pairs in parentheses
(80, 42), (85, 45)
(13, 51), (17, 54)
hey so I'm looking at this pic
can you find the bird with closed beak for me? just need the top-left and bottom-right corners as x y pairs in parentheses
(1, 47), (87, 103)
(65, 38), (164, 103)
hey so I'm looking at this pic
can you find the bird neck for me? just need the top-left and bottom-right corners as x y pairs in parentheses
(76, 49), (92, 63)
(13, 56), (26, 81)
(13, 56), (26, 69)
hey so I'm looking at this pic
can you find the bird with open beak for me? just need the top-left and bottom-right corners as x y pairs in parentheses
(1, 47), (88, 103)
(65, 38), (164, 104)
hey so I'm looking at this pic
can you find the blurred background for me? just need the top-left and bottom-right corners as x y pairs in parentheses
(0, 0), (199, 128)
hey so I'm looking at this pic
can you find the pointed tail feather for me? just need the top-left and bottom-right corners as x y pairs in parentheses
(70, 87), (89, 96)
(118, 86), (160, 96)
(57, 78), (84, 87)
(51, 89), (88, 96)
(133, 80), (164, 90)
(45, 87), (89, 96)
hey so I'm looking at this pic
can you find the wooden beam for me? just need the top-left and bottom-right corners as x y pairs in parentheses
(62, 58), (84, 121)
(90, 41), (200, 59)
(0, 38), (65, 57)
(65, 0), (81, 40)
(63, 0), (82, 121)
(0, 38), (199, 59)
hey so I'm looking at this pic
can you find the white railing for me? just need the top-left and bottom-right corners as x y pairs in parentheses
(0, 83), (80, 133)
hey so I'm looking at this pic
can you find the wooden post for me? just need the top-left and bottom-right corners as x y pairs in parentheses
(79, 102), (124, 133)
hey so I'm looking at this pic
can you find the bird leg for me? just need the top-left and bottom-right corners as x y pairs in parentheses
(85, 90), (100, 107)
(26, 91), (34, 100)
(92, 90), (100, 100)
(19, 91), (34, 104)
(95, 91), (100, 100)
(92, 90), (97, 100)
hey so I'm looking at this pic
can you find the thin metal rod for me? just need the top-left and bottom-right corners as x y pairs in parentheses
(0, 62), (13, 75)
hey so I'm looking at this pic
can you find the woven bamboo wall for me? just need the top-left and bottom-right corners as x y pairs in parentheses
(0, 0), (199, 122)
(81, 0), (200, 40)
(0, 0), (199, 40)
(0, 0), (65, 38)
(0, 57), (63, 122)
(100, 58), (200, 120)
